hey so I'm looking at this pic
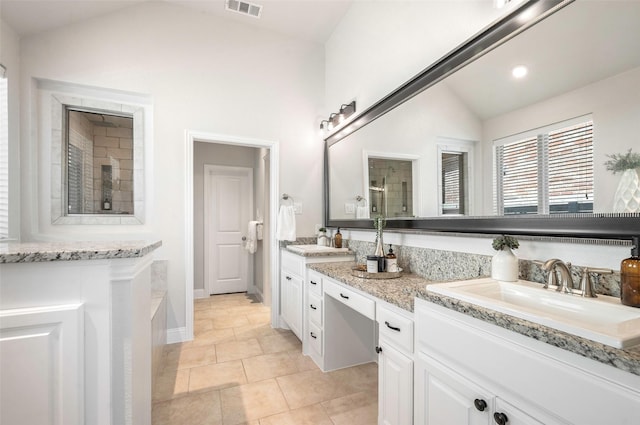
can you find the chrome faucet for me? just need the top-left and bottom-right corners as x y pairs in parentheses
(542, 259), (573, 294)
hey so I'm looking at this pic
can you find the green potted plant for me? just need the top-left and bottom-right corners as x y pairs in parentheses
(491, 235), (519, 282)
(604, 149), (640, 213)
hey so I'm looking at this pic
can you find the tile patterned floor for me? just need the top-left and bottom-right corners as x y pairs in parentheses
(152, 293), (378, 425)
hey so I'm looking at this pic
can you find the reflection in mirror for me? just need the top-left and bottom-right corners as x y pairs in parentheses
(65, 108), (134, 215)
(367, 157), (413, 218)
(440, 151), (467, 215)
(327, 0), (640, 223)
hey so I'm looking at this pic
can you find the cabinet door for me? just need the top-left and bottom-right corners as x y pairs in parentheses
(415, 353), (493, 425)
(378, 341), (413, 425)
(281, 272), (303, 339)
(0, 303), (84, 425)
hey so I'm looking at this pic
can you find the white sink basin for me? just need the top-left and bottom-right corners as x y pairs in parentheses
(427, 278), (640, 349)
(287, 244), (350, 254)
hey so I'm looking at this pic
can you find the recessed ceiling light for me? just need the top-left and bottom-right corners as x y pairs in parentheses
(512, 65), (528, 79)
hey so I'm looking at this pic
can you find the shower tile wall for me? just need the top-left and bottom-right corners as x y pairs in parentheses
(92, 119), (134, 214)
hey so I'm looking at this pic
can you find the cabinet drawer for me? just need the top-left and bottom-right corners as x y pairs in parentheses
(324, 279), (375, 320)
(308, 321), (323, 356)
(377, 304), (414, 354)
(307, 270), (323, 296)
(281, 249), (304, 277)
(308, 292), (323, 327)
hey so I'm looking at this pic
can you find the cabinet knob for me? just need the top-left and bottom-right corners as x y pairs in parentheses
(340, 293), (349, 299)
(493, 412), (508, 425)
(375, 346), (383, 354)
(474, 399), (487, 412)
(286, 276), (292, 280)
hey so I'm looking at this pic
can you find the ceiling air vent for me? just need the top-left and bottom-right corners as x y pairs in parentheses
(226, 0), (262, 18)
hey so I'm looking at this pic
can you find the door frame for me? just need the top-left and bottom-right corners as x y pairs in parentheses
(203, 164), (254, 296)
(185, 131), (279, 342)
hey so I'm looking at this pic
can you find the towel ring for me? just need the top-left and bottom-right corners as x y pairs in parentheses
(282, 193), (294, 204)
(355, 195), (368, 206)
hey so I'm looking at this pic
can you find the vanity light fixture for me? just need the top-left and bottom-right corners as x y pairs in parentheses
(320, 101), (357, 135)
(338, 101), (356, 123)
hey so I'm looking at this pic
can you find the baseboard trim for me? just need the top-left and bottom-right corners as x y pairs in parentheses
(253, 286), (264, 303)
(167, 327), (190, 344)
(193, 289), (206, 299)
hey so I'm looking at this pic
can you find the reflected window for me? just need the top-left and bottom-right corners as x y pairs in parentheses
(441, 152), (467, 215)
(0, 67), (8, 238)
(495, 118), (594, 215)
(64, 108), (134, 215)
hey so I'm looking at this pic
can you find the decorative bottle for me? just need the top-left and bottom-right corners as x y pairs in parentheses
(621, 236), (640, 307)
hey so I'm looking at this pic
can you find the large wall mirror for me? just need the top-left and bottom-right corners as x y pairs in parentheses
(326, 0), (640, 239)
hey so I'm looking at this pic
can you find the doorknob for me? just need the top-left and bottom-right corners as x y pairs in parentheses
(242, 236), (247, 241)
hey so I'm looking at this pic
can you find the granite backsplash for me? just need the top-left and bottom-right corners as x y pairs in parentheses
(345, 239), (622, 297)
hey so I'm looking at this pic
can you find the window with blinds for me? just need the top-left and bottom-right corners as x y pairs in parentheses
(0, 68), (8, 238)
(495, 119), (594, 215)
(441, 152), (467, 215)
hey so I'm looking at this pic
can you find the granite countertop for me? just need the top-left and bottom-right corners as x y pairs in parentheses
(309, 261), (640, 377)
(0, 240), (162, 263)
(307, 261), (429, 312)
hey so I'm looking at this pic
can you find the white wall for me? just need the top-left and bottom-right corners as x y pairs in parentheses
(1, 20), (21, 241)
(18, 1), (325, 333)
(323, 1), (631, 270)
(324, 1), (505, 118)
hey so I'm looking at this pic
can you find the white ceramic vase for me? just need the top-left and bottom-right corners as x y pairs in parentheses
(491, 247), (519, 282)
(613, 168), (640, 213)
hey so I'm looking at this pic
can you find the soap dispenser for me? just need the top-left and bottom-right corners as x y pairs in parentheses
(334, 228), (342, 249)
(621, 236), (640, 307)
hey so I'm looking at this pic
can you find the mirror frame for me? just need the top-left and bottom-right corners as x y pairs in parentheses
(324, 0), (640, 240)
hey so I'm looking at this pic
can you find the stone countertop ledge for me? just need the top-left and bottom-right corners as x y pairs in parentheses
(0, 240), (162, 263)
(308, 261), (640, 377)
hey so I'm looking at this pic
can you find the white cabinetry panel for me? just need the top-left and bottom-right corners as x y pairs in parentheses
(0, 303), (84, 425)
(378, 341), (413, 425)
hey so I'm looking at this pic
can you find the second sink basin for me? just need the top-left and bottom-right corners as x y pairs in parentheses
(427, 277), (640, 349)
(287, 244), (350, 254)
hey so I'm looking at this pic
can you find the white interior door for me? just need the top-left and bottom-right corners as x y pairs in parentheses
(205, 165), (253, 295)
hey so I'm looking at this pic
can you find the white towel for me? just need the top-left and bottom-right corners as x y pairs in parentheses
(356, 205), (370, 219)
(276, 205), (296, 241)
(245, 221), (260, 254)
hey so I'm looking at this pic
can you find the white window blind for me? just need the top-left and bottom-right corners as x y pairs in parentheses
(495, 118), (594, 215)
(441, 152), (466, 215)
(0, 67), (8, 238)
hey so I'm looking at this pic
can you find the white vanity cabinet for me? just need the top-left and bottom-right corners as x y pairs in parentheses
(414, 298), (640, 425)
(281, 250), (304, 339)
(377, 304), (414, 425)
(279, 248), (353, 342)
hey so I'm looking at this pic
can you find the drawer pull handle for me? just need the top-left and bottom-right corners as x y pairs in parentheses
(286, 276), (292, 280)
(310, 304), (317, 310)
(375, 346), (383, 354)
(310, 332), (317, 339)
(385, 321), (401, 332)
(310, 280), (317, 285)
(474, 399), (487, 412)
(493, 412), (508, 425)
(340, 293), (350, 299)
